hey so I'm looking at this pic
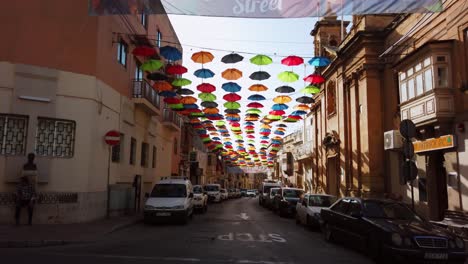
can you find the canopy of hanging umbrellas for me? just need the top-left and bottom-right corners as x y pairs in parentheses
(132, 45), (330, 168)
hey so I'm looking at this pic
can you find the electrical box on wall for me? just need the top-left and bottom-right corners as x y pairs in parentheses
(384, 130), (404, 150)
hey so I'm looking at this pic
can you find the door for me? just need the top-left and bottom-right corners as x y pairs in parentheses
(327, 157), (339, 196)
(345, 199), (367, 246)
(328, 199), (350, 240)
(427, 151), (449, 220)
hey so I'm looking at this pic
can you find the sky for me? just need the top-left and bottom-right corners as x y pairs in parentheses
(165, 15), (335, 150)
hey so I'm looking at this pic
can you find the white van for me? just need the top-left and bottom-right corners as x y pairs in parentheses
(144, 177), (194, 224)
(204, 184), (222, 202)
(259, 181), (282, 207)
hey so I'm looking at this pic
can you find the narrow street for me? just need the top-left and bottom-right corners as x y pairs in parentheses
(1, 197), (371, 264)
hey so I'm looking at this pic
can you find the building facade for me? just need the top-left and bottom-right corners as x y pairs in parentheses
(0, 0), (182, 223)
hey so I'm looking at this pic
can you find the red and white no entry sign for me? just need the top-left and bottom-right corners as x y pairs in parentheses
(104, 130), (120, 146)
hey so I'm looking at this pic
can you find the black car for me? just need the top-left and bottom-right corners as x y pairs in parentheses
(320, 197), (467, 263)
(272, 188), (304, 217)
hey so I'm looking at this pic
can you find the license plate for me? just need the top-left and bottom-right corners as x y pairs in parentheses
(424, 253), (448, 260)
(156, 212), (171, 217)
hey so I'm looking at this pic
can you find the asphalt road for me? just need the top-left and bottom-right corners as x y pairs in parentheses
(1, 197), (373, 264)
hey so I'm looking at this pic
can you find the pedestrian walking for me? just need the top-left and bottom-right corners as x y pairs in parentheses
(15, 176), (36, 225)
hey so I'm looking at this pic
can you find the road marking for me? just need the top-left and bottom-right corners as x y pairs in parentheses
(237, 213), (250, 220)
(217, 233), (286, 243)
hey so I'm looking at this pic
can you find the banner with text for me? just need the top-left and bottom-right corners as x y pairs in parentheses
(89, 0), (444, 17)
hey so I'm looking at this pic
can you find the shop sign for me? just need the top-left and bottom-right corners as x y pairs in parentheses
(413, 135), (456, 153)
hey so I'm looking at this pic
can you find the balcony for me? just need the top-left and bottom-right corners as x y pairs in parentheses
(132, 79), (161, 116)
(400, 89), (455, 126)
(163, 109), (182, 132)
(293, 142), (313, 160)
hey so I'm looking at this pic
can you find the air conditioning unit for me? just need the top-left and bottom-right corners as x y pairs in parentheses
(384, 130), (403, 150)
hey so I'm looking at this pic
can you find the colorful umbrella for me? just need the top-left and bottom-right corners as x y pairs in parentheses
(275, 86), (295, 94)
(168, 103), (184, 109)
(222, 53), (244, 64)
(273, 95), (292, 104)
(269, 110), (286, 115)
(249, 84), (268, 92)
(225, 109), (241, 114)
(191, 51), (214, 64)
(153, 81), (172, 91)
(147, 72), (167, 81)
(222, 82), (242, 92)
(198, 93), (217, 102)
(197, 83), (216, 93)
(278, 71), (299, 83)
(250, 71), (271, 81)
(224, 102), (241, 109)
(194, 69), (215, 78)
(222, 68), (243, 80)
(301, 85), (321, 94)
(177, 88), (194, 95)
(250, 54), (273, 66)
(304, 74), (326, 84)
(172, 78), (192, 87)
(291, 110), (307, 115)
(294, 104), (310, 111)
(141, 59), (164, 72)
(281, 55), (304, 66)
(203, 108), (219, 115)
(164, 97), (180, 104)
(183, 104), (199, 109)
(248, 94), (266, 101)
(132, 46), (156, 57)
(160, 46), (182, 61)
(272, 104), (289, 110)
(246, 109), (262, 114)
(223, 93), (242, 102)
(159, 91), (177, 97)
(180, 96), (197, 104)
(201, 101), (218, 108)
(166, 64), (188, 75)
(308, 56), (331, 67)
(268, 115), (283, 121)
(247, 102), (264, 108)
(296, 96), (315, 104)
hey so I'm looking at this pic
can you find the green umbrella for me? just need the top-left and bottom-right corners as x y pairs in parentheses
(168, 103), (184, 109)
(234, 135), (243, 139)
(267, 115), (282, 120)
(141, 59), (164, 72)
(224, 102), (241, 109)
(231, 127), (241, 131)
(246, 108), (262, 114)
(250, 54), (273, 66)
(172, 78), (192, 87)
(301, 85), (321, 94)
(215, 121), (226, 127)
(202, 138), (212, 143)
(278, 71), (299, 83)
(198, 93), (217, 102)
(190, 112), (205, 117)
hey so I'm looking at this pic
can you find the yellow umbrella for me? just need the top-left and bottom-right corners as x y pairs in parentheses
(277, 128), (286, 132)
(180, 96), (197, 104)
(191, 51), (214, 64)
(295, 104), (310, 111)
(222, 68), (243, 80)
(273, 95), (292, 104)
(248, 84), (268, 92)
(245, 117), (259, 121)
(203, 108), (219, 114)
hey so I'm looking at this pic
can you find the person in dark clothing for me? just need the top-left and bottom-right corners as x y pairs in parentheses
(15, 176), (36, 225)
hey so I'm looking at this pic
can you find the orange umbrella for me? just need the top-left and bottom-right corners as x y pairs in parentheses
(222, 68), (243, 80)
(249, 84), (268, 92)
(226, 113), (240, 119)
(295, 104), (310, 111)
(191, 51), (214, 64)
(273, 95), (292, 104)
(180, 96), (197, 104)
(153, 81), (173, 91)
(277, 128), (286, 132)
(203, 108), (219, 115)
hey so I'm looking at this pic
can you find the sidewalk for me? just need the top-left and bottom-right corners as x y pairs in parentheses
(0, 215), (142, 248)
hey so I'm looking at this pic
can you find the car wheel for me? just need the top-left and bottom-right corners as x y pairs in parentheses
(367, 234), (385, 263)
(322, 223), (334, 242)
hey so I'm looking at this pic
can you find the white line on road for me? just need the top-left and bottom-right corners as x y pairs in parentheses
(237, 213), (250, 220)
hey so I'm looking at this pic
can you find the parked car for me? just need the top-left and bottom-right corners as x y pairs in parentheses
(228, 189), (235, 199)
(296, 194), (337, 227)
(192, 185), (208, 213)
(240, 189), (247, 197)
(204, 184), (222, 203)
(144, 177), (194, 224)
(220, 188), (228, 200)
(246, 190), (256, 197)
(272, 187), (304, 216)
(266, 187), (281, 209)
(320, 197), (467, 263)
(259, 181), (282, 207)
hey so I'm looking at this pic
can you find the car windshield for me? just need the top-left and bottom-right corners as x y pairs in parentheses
(150, 184), (187, 198)
(205, 185), (219, 192)
(283, 189), (303, 198)
(363, 201), (422, 221)
(270, 189), (279, 195)
(263, 186), (279, 194)
(193, 186), (203, 194)
(309, 196), (336, 207)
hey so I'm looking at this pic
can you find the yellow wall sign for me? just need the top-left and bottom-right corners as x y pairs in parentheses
(413, 135), (456, 153)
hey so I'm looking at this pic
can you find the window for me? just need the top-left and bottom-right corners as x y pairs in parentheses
(130, 137), (136, 165)
(140, 14), (147, 29)
(400, 82), (407, 102)
(415, 74), (424, 96)
(152, 146), (157, 168)
(347, 200), (362, 217)
(424, 69), (433, 91)
(157, 30), (162, 48)
(35, 117), (76, 158)
(135, 61), (143, 80)
(111, 134), (124, 163)
(141, 142), (149, 167)
(407, 78), (415, 99)
(117, 39), (128, 67)
(173, 138), (178, 155)
(0, 114), (28, 156)
(331, 199), (349, 214)
(436, 66), (448, 87)
(326, 81), (337, 117)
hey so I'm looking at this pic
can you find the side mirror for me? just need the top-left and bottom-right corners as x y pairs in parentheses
(145, 193), (149, 198)
(350, 212), (362, 218)
(189, 193), (194, 198)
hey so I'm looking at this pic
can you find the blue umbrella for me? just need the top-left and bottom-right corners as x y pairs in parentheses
(291, 110), (307, 116)
(224, 142), (233, 145)
(244, 121), (255, 126)
(261, 136), (269, 140)
(272, 104), (289, 110)
(248, 94), (266, 101)
(184, 104), (199, 109)
(197, 129), (207, 135)
(212, 137), (221, 141)
(222, 82), (242, 92)
(260, 128), (271, 132)
(226, 116), (241, 122)
(271, 140), (282, 144)
(308, 56), (331, 67)
(194, 69), (215, 79)
(160, 46), (182, 61)
(159, 91), (177, 97)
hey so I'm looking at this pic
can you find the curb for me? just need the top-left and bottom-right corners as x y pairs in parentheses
(0, 217), (142, 248)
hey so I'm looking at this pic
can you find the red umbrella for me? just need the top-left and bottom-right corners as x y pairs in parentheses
(132, 46), (156, 57)
(281, 55), (304, 66)
(244, 125), (255, 130)
(231, 123), (241, 127)
(288, 115), (303, 120)
(223, 93), (242, 102)
(166, 65), (188, 75)
(197, 83), (216, 93)
(303, 74), (325, 84)
(260, 140), (269, 144)
(269, 110), (286, 115)
(247, 102), (264, 108)
(164, 97), (180, 104)
(247, 135), (255, 139)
